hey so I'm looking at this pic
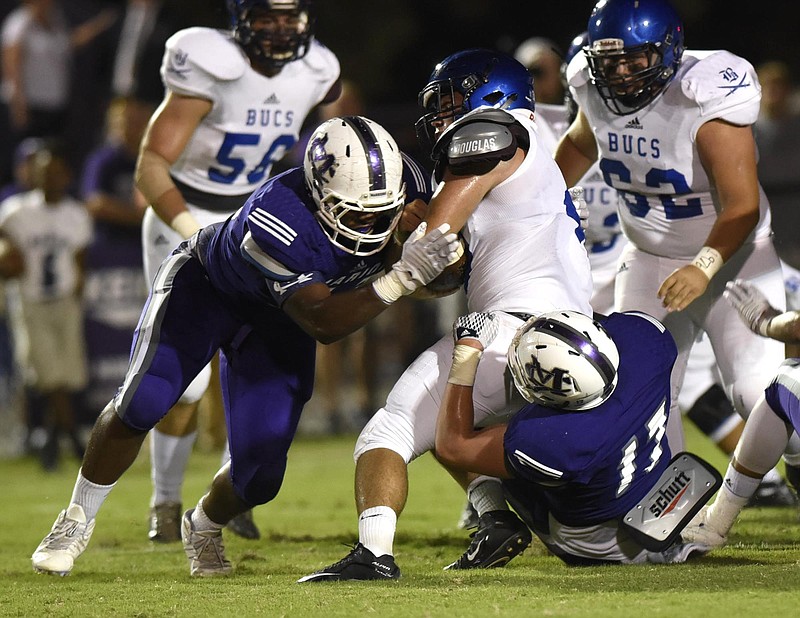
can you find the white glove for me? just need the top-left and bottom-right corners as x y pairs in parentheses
(448, 312), (499, 385)
(372, 222), (460, 304)
(723, 279), (780, 336)
(453, 312), (499, 350)
(569, 186), (588, 232)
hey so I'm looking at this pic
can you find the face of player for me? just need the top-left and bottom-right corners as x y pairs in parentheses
(595, 49), (655, 97)
(429, 91), (465, 137)
(248, 7), (307, 63)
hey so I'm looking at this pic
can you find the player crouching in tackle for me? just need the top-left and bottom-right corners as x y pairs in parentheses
(435, 310), (720, 566)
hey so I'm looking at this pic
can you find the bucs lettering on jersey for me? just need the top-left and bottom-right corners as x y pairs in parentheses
(568, 50), (772, 260)
(191, 155), (432, 328)
(162, 27), (340, 198)
(503, 312), (676, 526)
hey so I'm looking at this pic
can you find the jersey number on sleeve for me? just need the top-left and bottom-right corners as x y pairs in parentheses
(209, 133), (296, 185)
(616, 401), (668, 497)
(599, 158), (703, 220)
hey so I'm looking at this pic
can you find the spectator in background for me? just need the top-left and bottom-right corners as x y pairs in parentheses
(0, 0), (115, 146)
(106, 0), (186, 107)
(754, 61), (800, 269)
(0, 137), (43, 203)
(0, 141), (93, 471)
(513, 36), (565, 105)
(78, 95), (154, 421)
(0, 137), (44, 456)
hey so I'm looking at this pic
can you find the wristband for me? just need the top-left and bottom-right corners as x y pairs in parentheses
(692, 246), (723, 280)
(447, 345), (482, 386)
(170, 211), (201, 239)
(372, 270), (407, 304)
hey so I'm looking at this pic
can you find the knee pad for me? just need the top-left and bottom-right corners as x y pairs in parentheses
(353, 407), (417, 464)
(179, 364), (211, 404)
(728, 370), (775, 421)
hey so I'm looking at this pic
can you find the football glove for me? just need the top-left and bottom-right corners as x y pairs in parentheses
(453, 312), (499, 350)
(569, 185), (588, 232)
(373, 222), (461, 304)
(723, 279), (780, 337)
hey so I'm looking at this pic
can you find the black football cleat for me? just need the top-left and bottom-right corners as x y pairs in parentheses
(298, 543), (400, 582)
(445, 509), (532, 570)
(746, 477), (799, 508)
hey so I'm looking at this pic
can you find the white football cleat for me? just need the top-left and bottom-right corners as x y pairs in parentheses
(32, 504), (96, 576)
(181, 509), (232, 577)
(680, 506), (728, 549)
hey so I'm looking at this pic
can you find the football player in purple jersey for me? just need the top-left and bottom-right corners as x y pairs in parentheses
(136, 0), (341, 543)
(30, 115), (461, 578)
(435, 310), (714, 566)
(683, 279), (800, 548)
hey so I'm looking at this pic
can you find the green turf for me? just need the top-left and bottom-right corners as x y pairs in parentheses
(3, 424), (799, 617)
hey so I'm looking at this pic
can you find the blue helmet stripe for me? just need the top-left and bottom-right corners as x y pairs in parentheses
(342, 116), (386, 192)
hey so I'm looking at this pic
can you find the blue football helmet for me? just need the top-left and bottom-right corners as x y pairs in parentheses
(415, 49), (535, 153)
(227, 0), (314, 71)
(585, 0), (684, 115)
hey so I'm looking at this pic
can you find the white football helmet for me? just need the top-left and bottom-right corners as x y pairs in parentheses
(304, 115), (406, 256)
(508, 310), (620, 411)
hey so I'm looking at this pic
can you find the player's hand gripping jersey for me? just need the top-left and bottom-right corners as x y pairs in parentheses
(567, 50), (772, 260)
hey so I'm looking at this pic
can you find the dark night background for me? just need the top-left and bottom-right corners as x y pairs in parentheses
(1, 0), (799, 168)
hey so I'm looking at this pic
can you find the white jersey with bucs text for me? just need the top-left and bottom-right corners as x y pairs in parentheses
(568, 49), (772, 260)
(161, 27), (340, 197)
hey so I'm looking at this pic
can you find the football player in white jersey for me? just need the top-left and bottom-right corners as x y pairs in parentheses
(134, 0), (341, 543)
(557, 28), (797, 507)
(299, 49), (593, 582)
(554, 0), (800, 476)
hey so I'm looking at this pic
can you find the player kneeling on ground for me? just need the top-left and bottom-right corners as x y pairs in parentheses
(435, 310), (720, 566)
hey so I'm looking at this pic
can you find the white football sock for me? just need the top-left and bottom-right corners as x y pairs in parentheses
(761, 467), (782, 484)
(707, 464), (754, 536)
(359, 506), (396, 557)
(70, 469), (115, 521)
(467, 476), (506, 517)
(150, 429), (196, 506)
(191, 496), (224, 531)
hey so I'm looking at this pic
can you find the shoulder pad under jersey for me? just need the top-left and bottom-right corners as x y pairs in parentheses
(431, 108), (524, 178)
(565, 51), (591, 89)
(432, 108), (516, 160)
(680, 50), (760, 126)
(299, 39), (341, 79)
(163, 27), (247, 85)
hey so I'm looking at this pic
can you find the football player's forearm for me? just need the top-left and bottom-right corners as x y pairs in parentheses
(765, 311), (800, 344)
(703, 207), (759, 263)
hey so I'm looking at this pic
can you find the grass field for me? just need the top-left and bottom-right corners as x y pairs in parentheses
(2, 424), (799, 617)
